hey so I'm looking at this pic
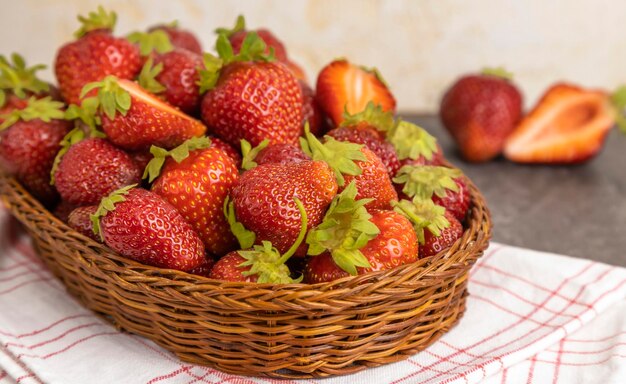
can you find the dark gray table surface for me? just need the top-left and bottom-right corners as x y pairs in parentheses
(405, 115), (626, 267)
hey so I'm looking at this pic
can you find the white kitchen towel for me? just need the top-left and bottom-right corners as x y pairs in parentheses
(1, 208), (625, 384)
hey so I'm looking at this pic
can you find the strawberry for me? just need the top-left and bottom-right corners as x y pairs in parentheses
(241, 139), (309, 170)
(198, 33), (303, 147)
(53, 137), (141, 206)
(230, 160), (338, 256)
(137, 50), (203, 114)
(432, 177), (470, 221)
(81, 76), (206, 151)
(148, 22), (202, 55)
(300, 127), (397, 210)
(188, 256), (216, 277)
(440, 68), (522, 162)
(0, 97), (70, 206)
(0, 54), (57, 123)
(397, 144), (446, 172)
(53, 200), (79, 223)
(392, 197), (454, 247)
(129, 151), (152, 174)
(209, 198), (309, 283)
(504, 83), (616, 164)
(209, 135), (242, 167)
(288, 62), (308, 83)
(316, 59), (396, 126)
(300, 80), (327, 136)
(420, 210), (463, 258)
(68, 205), (99, 241)
(54, 7), (141, 105)
(217, 15), (289, 63)
(146, 137), (239, 256)
(91, 186), (205, 271)
(305, 209), (418, 283)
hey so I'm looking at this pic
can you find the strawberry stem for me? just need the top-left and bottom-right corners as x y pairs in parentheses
(214, 15), (246, 38)
(240, 138), (269, 170)
(276, 197), (308, 265)
(224, 197), (256, 249)
(481, 67), (514, 80)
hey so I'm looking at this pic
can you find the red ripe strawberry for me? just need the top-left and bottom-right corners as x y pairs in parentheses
(420, 210), (463, 258)
(148, 23), (202, 55)
(305, 208), (418, 284)
(129, 151), (152, 174)
(83, 76), (206, 151)
(241, 140), (310, 170)
(344, 147), (397, 210)
(300, 81), (327, 136)
(316, 59), (396, 126)
(92, 186), (205, 271)
(431, 177), (470, 222)
(328, 125), (400, 177)
(148, 137), (239, 255)
(188, 256), (215, 277)
(218, 16), (289, 63)
(54, 7), (141, 105)
(54, 137), (141, 206)
(53, 200), (79, 223)
(68, 205), (99, 241)
(397, 144), (446, 173)
(231, 160), (338, 256)
(209, 136), (242, 167)
(0, 97), (70, 206)
(137, 49), (203, 114)
(288, 62), (308, 83)
(504, 83), (616, 164)
(440, 68), (522, 162)
(208, 252), (256, 282)
(199, 33), (303, 147)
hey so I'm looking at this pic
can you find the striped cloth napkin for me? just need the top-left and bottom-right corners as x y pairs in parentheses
(1, 207), (625, 384)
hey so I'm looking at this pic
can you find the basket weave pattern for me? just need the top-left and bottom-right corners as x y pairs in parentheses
(0, 173), (491, 379)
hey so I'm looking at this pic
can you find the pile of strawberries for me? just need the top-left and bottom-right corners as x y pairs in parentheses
(0, 8), (472, 284)
(439, 68), (626, 163)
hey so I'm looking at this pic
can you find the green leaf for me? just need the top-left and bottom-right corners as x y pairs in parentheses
(50, 127), (85, 185)
(197, 53), (224, 94)
(611, 86), (626, 134)
(340, 101), (395, 133)
(214, 15), (246, 38)
(393, 165), (462, 200)
(482, 67), (514, 81)
(300, 123), (366, 186)
(90, 184), (136, 241)
(74, 6), (117, 38)
(0, 54), (49, 98)
(137, 57), (166, 94)
(215, 34), (235, 62)
(142, 136), (212, 182)
(393, 198), (450, 244)
(64, 96), (102, 133)
(127, 30), (174, 56)
(0, 90), (5, 108)
(306, 181), (379, 275)
(80, 76), (132, 120)
(387, 120), (438, 161)
(224, 198), (256, 249)
(240, 138), (269, 170)
(0, 96), (65, 130)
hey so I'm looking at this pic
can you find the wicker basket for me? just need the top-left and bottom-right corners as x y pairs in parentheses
(0, 172), (491, 379)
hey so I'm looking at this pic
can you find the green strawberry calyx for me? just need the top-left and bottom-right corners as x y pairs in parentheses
(240, 138), (269, 170)
(392, 198), (450, 244)
(143, 136), (212, 182)
(299, 123), (366, 187)
(127, 30), (174, 57)
(74, 6), (117, 38)
(0, 54), (49, 104)
(236, 197), (307, 284)
(340, 101), (395, 133)
(90, 184), (137, 241)
(481, 67), (514, 81)
(610, 85), (626, 134)
(387, 120), (438, 161)
(223, 197), (256, 250)
(306, 181), (380, 276)
(393, 165), (462, 201)
(137, 57), (166, 95)
(0, 96), (65, 131)
(80, 75), (131, 121)
(198, 31), (274, 94)
(214, 15), (246, 38)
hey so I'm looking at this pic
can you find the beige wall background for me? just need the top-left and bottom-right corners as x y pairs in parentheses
(0, 0), (624, 113)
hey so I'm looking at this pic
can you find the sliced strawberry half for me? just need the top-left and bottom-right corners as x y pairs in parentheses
(316, 59), (396, 126)
(504, 83), (614, 164)
(80, 76), (206, 151)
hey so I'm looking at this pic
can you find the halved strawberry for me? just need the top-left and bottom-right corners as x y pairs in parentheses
(316, 59), (396, 126)
(80, 76), (206, 150)
(504, 83), (615, 164)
